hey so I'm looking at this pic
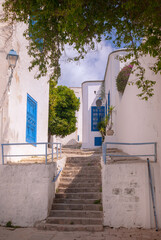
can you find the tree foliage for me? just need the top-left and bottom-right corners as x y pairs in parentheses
(49, 84), (80, 138)
(1, 0), (161, 99)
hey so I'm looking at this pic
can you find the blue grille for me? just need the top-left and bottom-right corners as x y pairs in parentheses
(91, 106), (105, 131)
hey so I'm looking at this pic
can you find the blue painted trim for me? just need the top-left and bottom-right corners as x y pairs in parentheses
(1, 142), (62, 165)
(26, 93), (37, 146)
(108, 91), (110, 115)
(94, 137), (102, 146)
(147, 158), (158, 231)
(91, 106), (105, 131)
(29, 16), (43, 51)
(105, 100), (107, 116)
(52, 168), (62, 182)
(104, 142), (157, 145)
(102, 142), (157, 164)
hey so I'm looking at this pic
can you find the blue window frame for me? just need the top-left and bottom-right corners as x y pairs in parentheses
(95, 137), (102, 146)
(29, 16), (43, 51)
(105, 100), (108, 116)
(91, 106), (105, 131)
(108, 91), (110, 114)
(26, 94), (37, 145)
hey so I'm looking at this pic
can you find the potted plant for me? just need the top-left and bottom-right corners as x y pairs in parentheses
(106, 105), (115, 136)
(97, 115), (109, 142)
(97, 105), (115, 142)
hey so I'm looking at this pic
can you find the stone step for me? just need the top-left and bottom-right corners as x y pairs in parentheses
(57, 187), (101, 193)
(37, 223), (103, 231)
(60, 177), (101, 183)
(52, 203), (102, 211)
(46, 217), (102, 225)
(55, 192), (101, 199)
(62, 169), (101, 175)
(64, 166), (101, 171)
(54, 198), (101, 204)
(59, 182), (101, 188)
(66, 162), (101, 167)
(49, 210), (103, 218)
(66, 158), (101, 163)
(61, 172), (101, 178)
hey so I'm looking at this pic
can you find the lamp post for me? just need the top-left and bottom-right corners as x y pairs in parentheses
(6, 49), (19, 93)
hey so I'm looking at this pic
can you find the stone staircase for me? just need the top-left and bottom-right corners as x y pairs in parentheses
(37, 154), (103, 231)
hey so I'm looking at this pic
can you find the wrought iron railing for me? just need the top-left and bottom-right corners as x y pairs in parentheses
(1, 142), (62, 165)
(102, 142), (157, 164)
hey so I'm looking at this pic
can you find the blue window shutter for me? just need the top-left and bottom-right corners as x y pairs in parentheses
(95, 137), (102, 146)
(105, 100), (107, 116)
(26, 94), (37, 145)
(29, 16), (43, 51)
(91, 106), (105, 131)
(108, 91), (110, 114)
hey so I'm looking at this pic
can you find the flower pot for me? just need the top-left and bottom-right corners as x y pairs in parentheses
(106, 129), (114, 136)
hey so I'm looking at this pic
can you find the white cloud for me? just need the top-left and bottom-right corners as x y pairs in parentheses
(58, 41), (113, 87)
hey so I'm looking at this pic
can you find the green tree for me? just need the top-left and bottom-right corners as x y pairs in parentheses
(49, 83), (80, 138)
(2, 0), (161, 99)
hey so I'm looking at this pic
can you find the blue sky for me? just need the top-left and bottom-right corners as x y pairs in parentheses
(58, 40), (115, 87)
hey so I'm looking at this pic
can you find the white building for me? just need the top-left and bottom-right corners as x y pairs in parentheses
(102, 49), (161, 229)
(81, 48), (161, 228)
(0, 5), (49, 163)
(82, 80), (105, 149)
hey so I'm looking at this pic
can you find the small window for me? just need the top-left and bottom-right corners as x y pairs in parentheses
(26, 94), (37, 145)
(29, 16), (43, 51)
(91, 106), (105, 131)
(95, 137), (102, 146)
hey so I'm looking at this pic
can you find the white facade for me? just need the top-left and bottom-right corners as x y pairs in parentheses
(102, 50), (161, 228)
(82, 81), (104, 149)
(0, 5), (49, 163)
(53, 87), (82, 146)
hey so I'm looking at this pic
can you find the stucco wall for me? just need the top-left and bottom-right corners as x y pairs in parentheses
(102, 160), (161, 228)
(103, 51), (161, 228)
(0, 17), (49, 163)
(0, 163), (57, 227)
(82, 81), (103, 149)
(114, 56), (161, 162)
(104, 49), (130, 146)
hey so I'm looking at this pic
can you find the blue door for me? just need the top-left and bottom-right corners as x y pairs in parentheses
(94, 137), (102, 146)
(26, 94), (37, 145)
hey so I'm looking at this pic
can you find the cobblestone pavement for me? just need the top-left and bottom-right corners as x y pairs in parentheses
(0, 226), (161, 240)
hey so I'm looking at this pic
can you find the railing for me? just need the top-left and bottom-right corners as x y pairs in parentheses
(102, 142), (157, 164)
(1, 142), (62, 165)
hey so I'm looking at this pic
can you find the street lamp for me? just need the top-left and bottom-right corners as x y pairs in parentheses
(6, 49), (19, 93)
(6, 49), (19, 69)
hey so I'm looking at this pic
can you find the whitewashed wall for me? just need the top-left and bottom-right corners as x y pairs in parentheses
(0, 11), (49, 163)
(115, 55), (161, 161)
(104, 49), (129, 146)
(103, 50), (161, 228)
(82, 81), (103, 149)
(0, 163), (56, 227)
(102, 160), (161, 228)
